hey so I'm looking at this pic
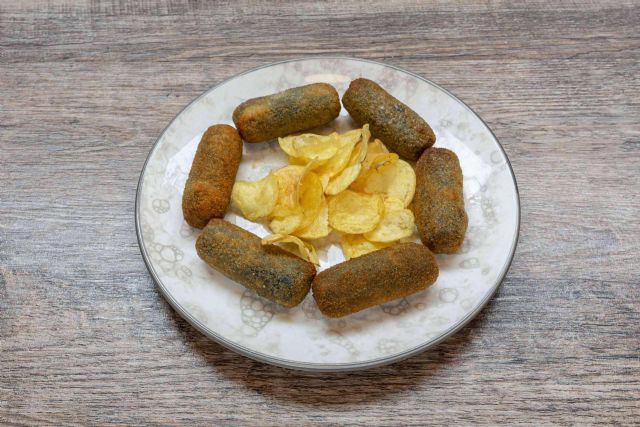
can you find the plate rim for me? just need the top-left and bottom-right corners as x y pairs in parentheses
(135, 56), (521, 372)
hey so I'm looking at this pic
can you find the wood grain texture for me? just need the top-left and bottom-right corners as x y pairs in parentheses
(1, 0), (639, 424)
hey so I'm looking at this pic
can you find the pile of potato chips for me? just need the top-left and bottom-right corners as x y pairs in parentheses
(231, 125), (416, 264)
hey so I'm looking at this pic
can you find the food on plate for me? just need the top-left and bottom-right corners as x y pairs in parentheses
(342, 78), (436, 161)
(350, 154), (416, 207)
(363, 197), (415, 242)
(312, 243), (439, 317)
(339, 234), (393, 259)
(414, 148), (468, 253)
(262, 234), (319, 264)
(327, 190), (384, 234)
(182, 77), (475, 318)
(182, 124), (242, 228)
(232, 83), (341, 143)
(231, 173), (279, 221)
(231, 126), (420, 262)
(196, 219), (316, 308)
(279, 125), (370, 192)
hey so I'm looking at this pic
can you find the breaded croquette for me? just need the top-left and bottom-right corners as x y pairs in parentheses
(342, 78), (435, 161)
(312, 243), (439, 317)
(182, 125), (242, 229)
(232, 83), (340, 143)
(414, 147), (468, 253)
(196, 219), (316, 308)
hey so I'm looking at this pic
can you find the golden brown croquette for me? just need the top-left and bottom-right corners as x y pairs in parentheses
(182, 125), (242, 229)
(312, 243), (438, 318)
(414, 147), (468, 253)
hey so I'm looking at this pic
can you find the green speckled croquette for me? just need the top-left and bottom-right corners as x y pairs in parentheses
(196, 219), (316, 308)
(414, 148), (468, 253)
(232, 83), (340, 143)
(342, 78), (436, 161)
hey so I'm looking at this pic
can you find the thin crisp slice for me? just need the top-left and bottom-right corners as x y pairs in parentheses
(278, 133), (338, 162)
(271, 165), (306, 217)
(328, 190), (384, 234)
(231, 173), (279, 221)
(340, 234), (393, 259)
(269, 213), (303, 235)
(351, 159), (416, 207)
(367, 139), (389, 156)
(296, 171), (324, 230)
(324, 125), (370, 195)
(262, 234), (319, 264)
(383, 196), (405, 213)
(364, 208), (415, 242)
(295, 198), (329, 239)
(315, 144), (352, 189)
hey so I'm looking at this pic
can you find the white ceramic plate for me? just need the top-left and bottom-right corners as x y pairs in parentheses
(136, 57), (520, 371)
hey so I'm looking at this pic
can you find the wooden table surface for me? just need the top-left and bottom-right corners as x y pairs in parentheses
(2, 1), (639, 424)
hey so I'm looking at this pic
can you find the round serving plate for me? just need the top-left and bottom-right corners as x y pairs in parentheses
(135, 57), (520, 371)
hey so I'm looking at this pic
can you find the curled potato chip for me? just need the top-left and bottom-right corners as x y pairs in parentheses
(350, 159), (416, 207)
(367, 139), (389, 155)
(262, 234), (319, 264)
(367, 152), (399, 170)
(279, 133), (338, 163)
(271, 165), (306, 217)
(231, 173), (279, 221)
(296, 171), (324, 230)
(295, 198), (329, 239)
(314, 126), (367, 186)
(340, 234), (392, 259)
(325, 125), (370, 195)
(364, 208), (415, 242)
(383, 197), (405, 212)
(325, 162), (362, 195)
(270, 213), (303, 235)
(328, 190), (384, 234)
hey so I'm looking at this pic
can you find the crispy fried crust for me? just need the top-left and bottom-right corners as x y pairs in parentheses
(414, 148), (468, 253)
(312, 243), (438, 317)
(232, 83), (341, 143)
(342, 78), (436, 161)
(182, 125), (242, 229)
(196, 219), (316, 308)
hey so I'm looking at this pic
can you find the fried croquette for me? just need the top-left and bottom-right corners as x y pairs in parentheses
(232, 83), (341, 143)
(196, 219), (316, 308)
(312, 243), (439, 318)
(342, 78), (435, 161)
(182, 125), (242, 229)
(414, 148), (468, 253)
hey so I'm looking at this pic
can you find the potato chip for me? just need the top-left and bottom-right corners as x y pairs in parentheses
(262, 234), (319, 264)
(278, 133), (338, 163)
(364, 208), (415, 242)
(367, 152), (399, 170)
(350, 159), (416, 207)
(231, 173), (279, 221)
(324, 162), (362, 195)
(296, 171), (324, 230)
(269, 213), (303, 235)
(295, 198), (329, 239)
(383, 196), (405, 212)
(325, 125), (370, 195)
(367, 138), (389, 155)
(314, 142), (359, 187)
(271, 165), (306, 217)
(328, 190), (384, 234)
(340, 234), (392, 259)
